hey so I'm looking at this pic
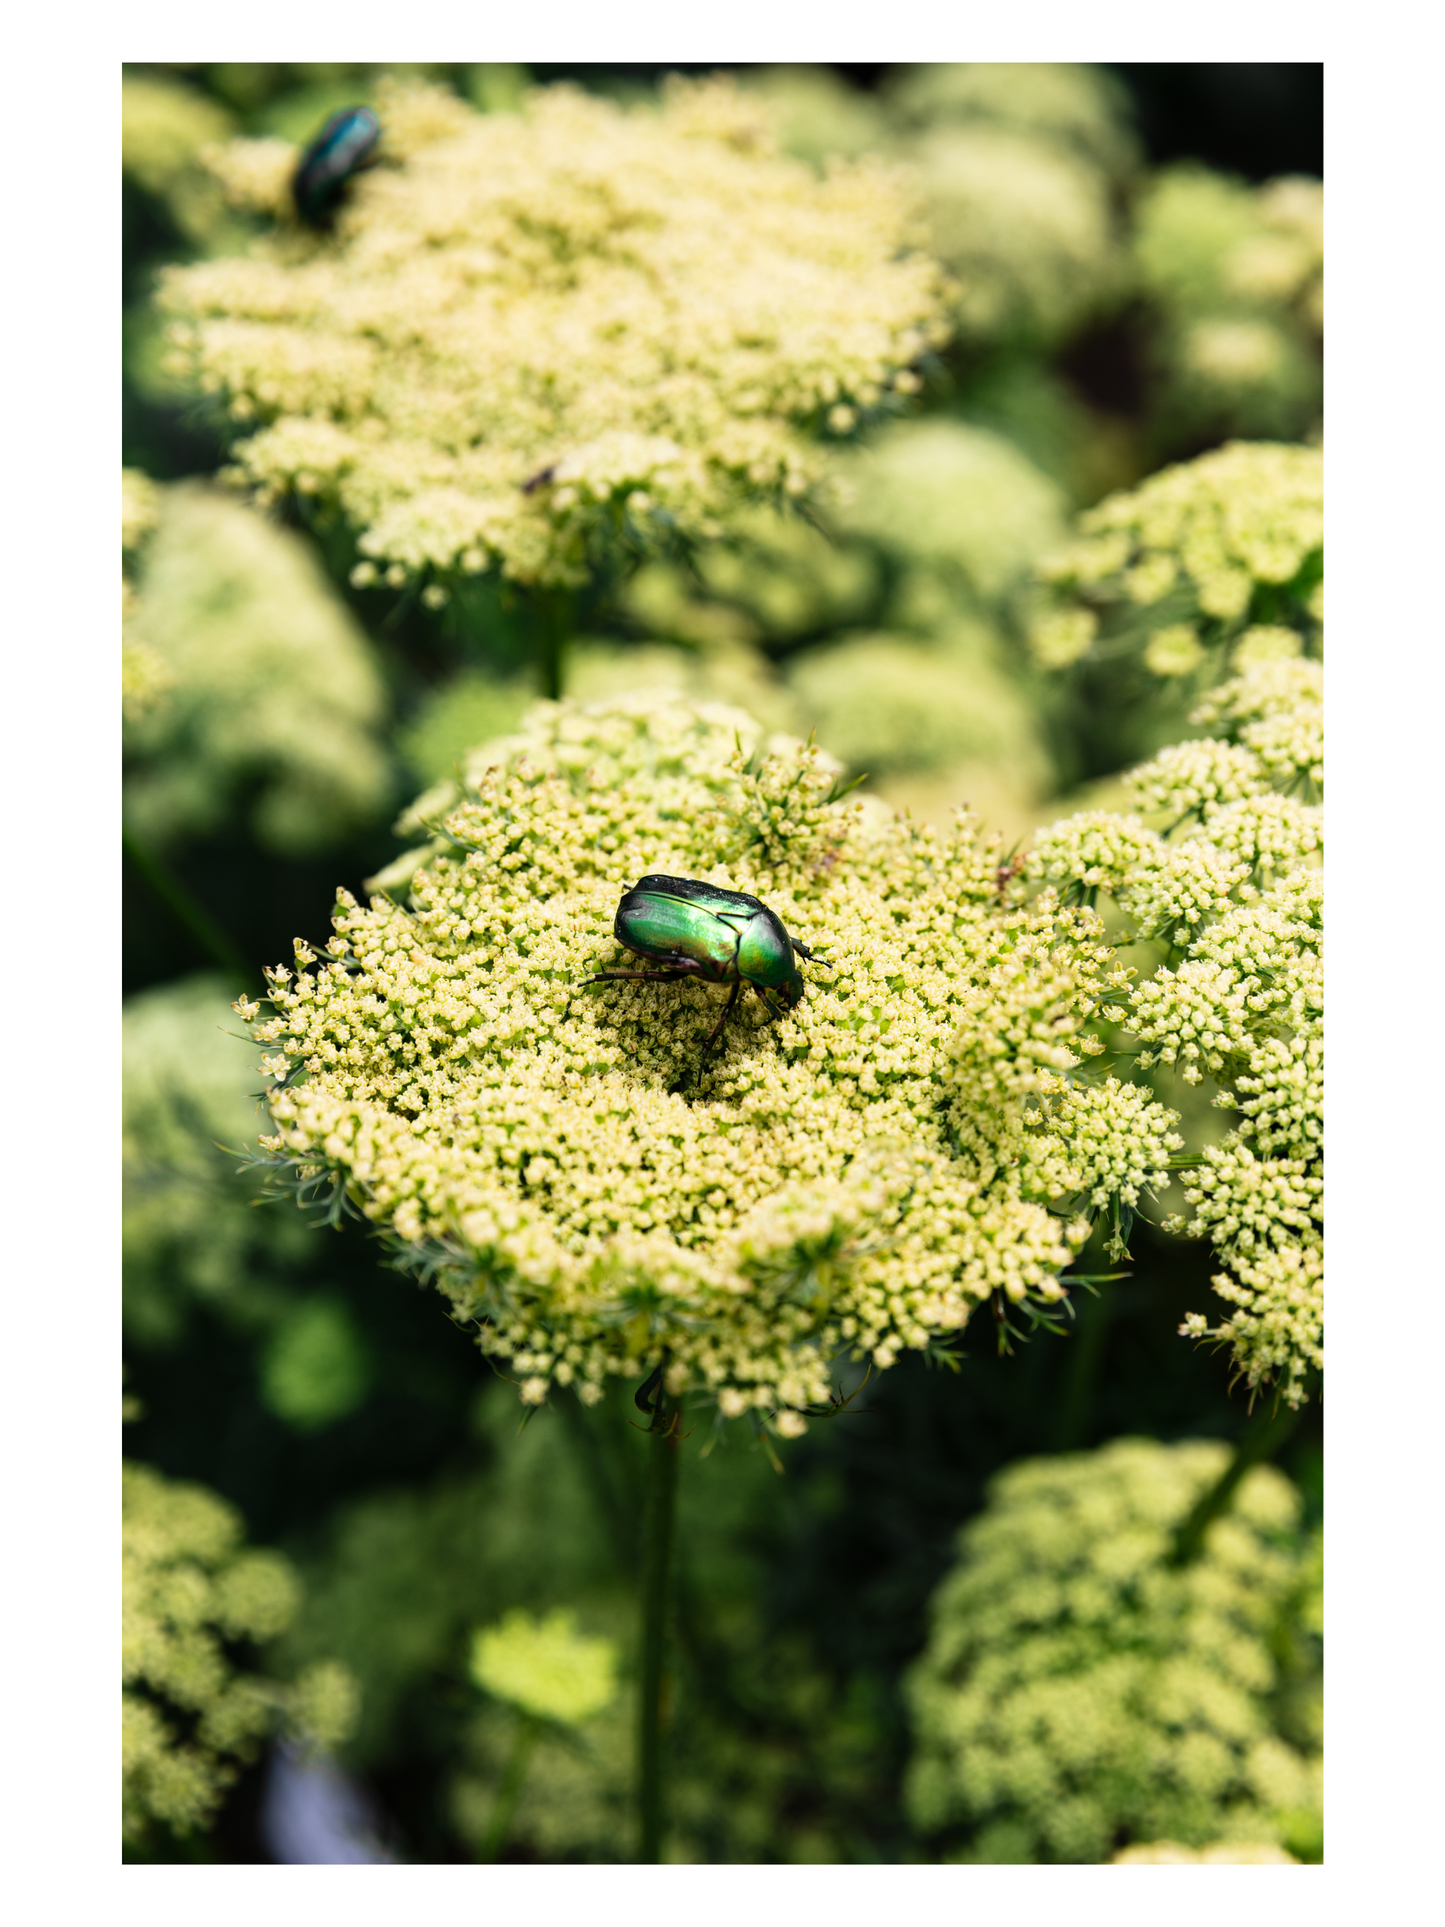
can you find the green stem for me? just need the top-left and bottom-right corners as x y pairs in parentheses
(1168, 1387), (1309, 1567)
(1050, 1289), (1110, 1454)
(477, 1710), (540, 1863)
(122, 827), (252, 986)
(636, 1393), (680, 1863)
(558, 1387), (639, 1569)
(536, 590), (572, 702)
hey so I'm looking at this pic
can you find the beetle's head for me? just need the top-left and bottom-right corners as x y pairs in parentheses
(756, 967), (805, 1020)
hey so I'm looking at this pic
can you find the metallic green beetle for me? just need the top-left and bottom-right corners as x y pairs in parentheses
(587, 874), (824, 1063)
(292, 106), (381, 228)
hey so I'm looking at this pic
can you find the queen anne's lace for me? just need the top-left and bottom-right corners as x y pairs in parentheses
(237, 695), (1146, 1426)
(1029, 441), (1322, 675)
(123, 1462), (356, 1841)
(1028, 614), (1323, 1405)
(905, 1438), (1320, 1863)
(157, 77), (952, 592)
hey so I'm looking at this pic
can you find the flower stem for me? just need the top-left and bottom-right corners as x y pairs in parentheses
(1168, 1384), (1310, 1567)
(636, 1394), (680, 1863)
(535, 589), (572, 702)
(122, 826), (252, 986)
(477, 1710), (540, 1863)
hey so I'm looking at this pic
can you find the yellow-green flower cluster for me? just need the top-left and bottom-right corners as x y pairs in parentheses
(886, 63), (1140, 183)
(156, 76), (952, 592)
(1022, 1077), (1183, 1227)
(237, 693), (1137, 1423)
(1113, 1839), (1298, 1863)
(784, 634), (1044, 785)
(470, 1609), (618, 1726)
(904, 1438), (1321, 1864)
(122, 469), (172, 722)
(1135, 167), (1323, 442)
(824, 418), (1069, 607)
(745, 65), (890, 170)
(1029, 441), (1323, 676)
(623, 503), (879, 652)
(1192, 654), (1324, 789)
(123, 975), (315, 1345)
(1030, 649), (1323, 1405)
(123, 1460), (357, 1842)
(1030, 811), (1164, 901)
(615, 418), (1065, 802)
(887, 65), (1135, 345)
(122, 472), (392, 853)
(122, 73), (237, 245)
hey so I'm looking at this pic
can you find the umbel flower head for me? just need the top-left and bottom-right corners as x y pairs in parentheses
(122, 72), (237, 247)
(904, 1438), (1322, 1864)
(470, 1609), (618, 1726)
(1134, 166), (1323, 446)
(1028, 439), (1322, 678)
(237, 693), (1155, 1427)
(883, 64), (1136, 348)
(885, 62), (1141, 185)
(122, 469), (392, 854)
(156, 76), (952, 594)
(123, 973), (316, 1347)
(123, 1460), (358, 1842)
(1030, 636), (1323, 1406)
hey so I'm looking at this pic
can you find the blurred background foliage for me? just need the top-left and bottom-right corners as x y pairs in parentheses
(121, 61), (1322, 1863)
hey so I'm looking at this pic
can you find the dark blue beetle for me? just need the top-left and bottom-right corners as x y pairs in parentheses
(292, 107), (381, 228)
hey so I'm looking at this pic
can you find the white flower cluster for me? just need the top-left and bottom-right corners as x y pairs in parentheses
(236, 694), (1138, 1426)
(1028, 631), (1323, 1405)
(156, 76), (951, 592)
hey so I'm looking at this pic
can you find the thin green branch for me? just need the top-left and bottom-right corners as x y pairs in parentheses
(477, 1710), (541, 1862)
(122, 828), (253, 986)
(1167, 1377), (1316, 1568)
(636, 1390), (681, 1863)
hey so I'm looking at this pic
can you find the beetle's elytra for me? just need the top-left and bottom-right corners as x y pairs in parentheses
(293, 107), (381, 228)
(587, 874), (824, 1067)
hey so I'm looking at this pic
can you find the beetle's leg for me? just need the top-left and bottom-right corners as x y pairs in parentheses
(791, 939), (829, 965)
(697, 977), (742, 1058)
(751, 983), (796, 1025)
(634, 1360), (665, 1419)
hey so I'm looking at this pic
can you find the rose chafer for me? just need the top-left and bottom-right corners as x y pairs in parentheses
(588, 874), (825, 1067)
(292, 106), (381, 228)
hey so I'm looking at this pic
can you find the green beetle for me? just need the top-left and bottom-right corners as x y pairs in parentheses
(587, 874), (824, 1064)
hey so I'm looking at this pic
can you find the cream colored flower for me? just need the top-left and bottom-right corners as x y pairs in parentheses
(123, 1461), (356, 1842)
(158, 77), (951, 592)
(123, 473), (391, 853)
(1032, 442), (1322, 675)
(238, 693), (1127, 1422)
(905, 1438), (1320, 1863)
(1027, 638), (1323, 1406)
